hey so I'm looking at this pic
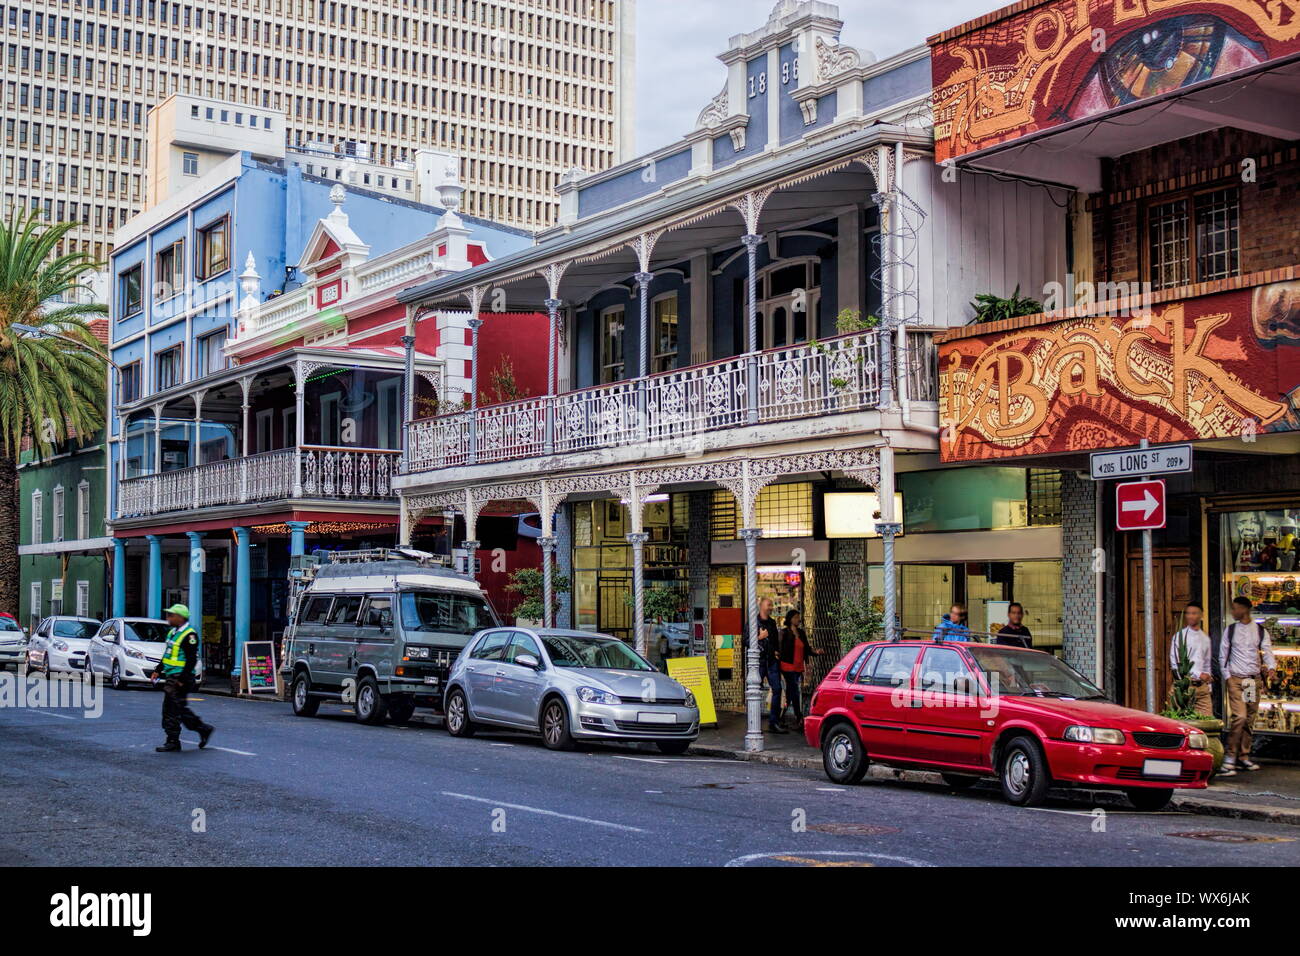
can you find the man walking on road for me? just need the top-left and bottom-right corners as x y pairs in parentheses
(1219, 596), (1275, 776)
(151, 604), (214, 753)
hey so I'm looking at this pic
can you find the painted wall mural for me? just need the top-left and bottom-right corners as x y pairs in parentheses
(937, 276), (1300, 461)
(930, 0), (1300, 162)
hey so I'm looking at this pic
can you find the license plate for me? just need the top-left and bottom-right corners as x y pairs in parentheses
(423, 676), (439, 686)
(1142, 758), (1182, 778)
(638, 712), (677, 724)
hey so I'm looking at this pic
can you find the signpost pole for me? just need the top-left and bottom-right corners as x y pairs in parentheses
(1140, 439), (1156, 713)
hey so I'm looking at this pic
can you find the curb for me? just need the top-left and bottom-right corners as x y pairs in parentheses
(688, 743), (1300, 827)
(192, 684), (285, 703)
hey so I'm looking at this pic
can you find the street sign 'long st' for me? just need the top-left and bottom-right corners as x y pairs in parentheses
(1089, 443), (1192, 480)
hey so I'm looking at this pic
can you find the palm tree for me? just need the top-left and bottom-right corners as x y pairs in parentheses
(0, 211), (108, 616)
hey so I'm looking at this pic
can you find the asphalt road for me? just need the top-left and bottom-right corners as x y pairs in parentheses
(3, 677), (1299, 867)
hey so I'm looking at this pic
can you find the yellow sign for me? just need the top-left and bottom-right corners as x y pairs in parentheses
(666, 656), (717, 727)
(715, 635), (735, 670)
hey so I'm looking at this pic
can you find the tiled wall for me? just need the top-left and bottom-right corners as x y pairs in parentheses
(1061, 471), (1100, 678)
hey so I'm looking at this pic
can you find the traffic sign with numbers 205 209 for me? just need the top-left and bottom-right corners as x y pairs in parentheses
(1115, 480), (1167, 532)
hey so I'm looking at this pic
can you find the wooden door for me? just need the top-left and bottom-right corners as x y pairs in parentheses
(1125, 549), (1192, 710)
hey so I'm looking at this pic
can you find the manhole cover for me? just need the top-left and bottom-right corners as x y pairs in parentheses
(808, 823), (901, 836)
(1167, 830), (1295, 844)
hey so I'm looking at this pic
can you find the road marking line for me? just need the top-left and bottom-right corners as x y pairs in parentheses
(613, 755), (670, 764)
(440, 791), (647, 833)
(14, 709), (77, 720)
(725, 850), (932, 868)
(489, 742), (515, 747)
(816, 787), (847, 792)
(181, 739), (256, 756)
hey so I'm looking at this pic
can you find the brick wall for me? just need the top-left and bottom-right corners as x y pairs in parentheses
(1091, 130), (1300, 284)
(1061, 471), (1100, 680)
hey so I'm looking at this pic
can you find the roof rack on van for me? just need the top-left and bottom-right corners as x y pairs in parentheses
(320, 547), (453, 567)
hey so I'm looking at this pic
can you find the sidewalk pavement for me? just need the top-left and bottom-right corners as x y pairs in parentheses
(691, 712), (1300, 826)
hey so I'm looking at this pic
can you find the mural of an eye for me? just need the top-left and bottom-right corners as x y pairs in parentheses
(1068, 15), (1264, 119)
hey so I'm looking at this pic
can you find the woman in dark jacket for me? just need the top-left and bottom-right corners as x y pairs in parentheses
(777, 610), (822, 729)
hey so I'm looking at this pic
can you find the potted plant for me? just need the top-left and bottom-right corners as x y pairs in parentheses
(830, 592), (885, 655)
(967, 285), (1043, 325)
(1162, 639), (1226, 773)
(505, 567), (570, 627)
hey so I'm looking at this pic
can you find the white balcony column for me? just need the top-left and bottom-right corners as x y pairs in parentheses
(460, 488), (481, 581)
(731, 188), (773, 426)
(467, 316), (483, 463)
(150, 404), (163, 513)
(400, 331), (416, 474)
(239, 374), (254, 503)
(721, 459), (772, 754)
(624, 470), (652, 657)
(538, 482), (557, 628)
(628, 231), (662, 442)
(293, 361), (307, 498)
(539, 261), (570, 455)
(191, 388), (207, 510)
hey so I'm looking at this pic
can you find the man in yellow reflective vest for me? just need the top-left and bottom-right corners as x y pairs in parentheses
(149, 604), (214, 752)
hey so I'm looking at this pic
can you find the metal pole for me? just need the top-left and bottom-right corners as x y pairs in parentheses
(627, 531), (648, 657)
(740, 526), (763, 752)
(1140, 438), (1156, 713)
(539, 535), (556, 629)
(544, 297), (561, 454)
(466, 317), (482, 463)
(742, 234), (762, 424)
(635, 271), (652, 441)
(879, 523), (902, 641)
(400, 333), (415, 473)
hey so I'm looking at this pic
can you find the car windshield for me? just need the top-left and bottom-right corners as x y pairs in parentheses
(541, 635), (653, 671)
(123, 621), (171, 643)
(400, 591), (495, 636)
(0, 618), (20, 631)
(53, 620), (99, 639)
(967, 645), (1106, 699)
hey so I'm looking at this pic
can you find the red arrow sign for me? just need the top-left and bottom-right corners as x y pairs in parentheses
(1116, 479), (1167, 531)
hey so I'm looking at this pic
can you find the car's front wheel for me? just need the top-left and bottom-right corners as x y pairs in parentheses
(1125, 788), (1174, 812)
(110, 661), (126, 691)
(821, 722), (869, 784)
(999, 736), (1051, 806)
(291, 672), (319, 717)
(355, 676), (387, 725)
(444, 688), (475, 737)
(541, 698), (575, 751)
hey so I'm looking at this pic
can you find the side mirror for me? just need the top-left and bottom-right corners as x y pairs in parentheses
(515, 653), (540, 669)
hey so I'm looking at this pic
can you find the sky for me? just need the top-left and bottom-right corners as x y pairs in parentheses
(633, 0), (995, 154)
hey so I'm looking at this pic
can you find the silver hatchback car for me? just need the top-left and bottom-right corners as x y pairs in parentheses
(444, 628), (700, 754)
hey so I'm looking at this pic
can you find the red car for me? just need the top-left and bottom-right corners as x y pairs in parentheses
(804, 640), (1214, 810)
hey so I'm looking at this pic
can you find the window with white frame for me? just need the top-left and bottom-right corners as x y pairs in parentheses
(182, 151), (199, 176)
(651, 294), (679, 374)
(75, 580), (89, 618)
(51, 486), (64, 543)
(30, 490), (42, 543)
(600, 307), (625, 384)
(77, 480), (90, 540)
(29, 581), (41, 634)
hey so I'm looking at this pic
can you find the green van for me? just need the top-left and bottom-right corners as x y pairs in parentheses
(284, 549), (498, 725)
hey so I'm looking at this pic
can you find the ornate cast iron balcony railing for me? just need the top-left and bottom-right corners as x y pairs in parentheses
(407, 330), (891, 473)
(115, 446), (400, 518)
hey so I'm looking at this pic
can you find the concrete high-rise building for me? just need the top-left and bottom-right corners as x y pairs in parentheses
(0, 0), (636, 262)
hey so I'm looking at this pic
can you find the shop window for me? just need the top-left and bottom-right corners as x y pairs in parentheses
(710, 482), (814, 539)
(901, 467), (1032, 533)
(1027, 469), (1062, 526)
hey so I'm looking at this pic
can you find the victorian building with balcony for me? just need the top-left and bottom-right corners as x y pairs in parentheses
(391, 1), (1070, 746)
(930, 0), (1300, 725)
(105, 111), (537, 678)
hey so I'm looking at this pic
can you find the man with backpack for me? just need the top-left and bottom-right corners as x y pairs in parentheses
(1219, 596), (1276, 776)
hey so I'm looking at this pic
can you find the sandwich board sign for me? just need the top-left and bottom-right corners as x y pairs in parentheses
(240, 640), (282, 695)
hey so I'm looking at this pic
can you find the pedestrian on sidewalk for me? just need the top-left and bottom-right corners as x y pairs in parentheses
(756, 597), (786, 734)
(1218, 596), (1276, 776)
(1170, 602), (1213, 717)
(778, 609), (822, 729)
(932, 603), (970, 642)
(994, 602), (1033, 648)
(150, 604), (214, 753)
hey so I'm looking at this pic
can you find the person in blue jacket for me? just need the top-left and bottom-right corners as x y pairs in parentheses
(932, 603), (971, 642)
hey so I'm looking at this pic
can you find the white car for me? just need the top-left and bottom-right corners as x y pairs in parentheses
(27, 617), (101, 674)
(0, 616), (27, 669)
(88, 618), (203, 689)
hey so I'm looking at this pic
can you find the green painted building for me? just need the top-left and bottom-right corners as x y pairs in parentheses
(18, 431), (112, 632)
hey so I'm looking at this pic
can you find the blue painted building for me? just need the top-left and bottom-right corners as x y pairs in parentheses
(106, 121), (532, 682)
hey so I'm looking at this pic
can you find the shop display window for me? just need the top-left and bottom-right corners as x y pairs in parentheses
(1221, 505), (1300, 735)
